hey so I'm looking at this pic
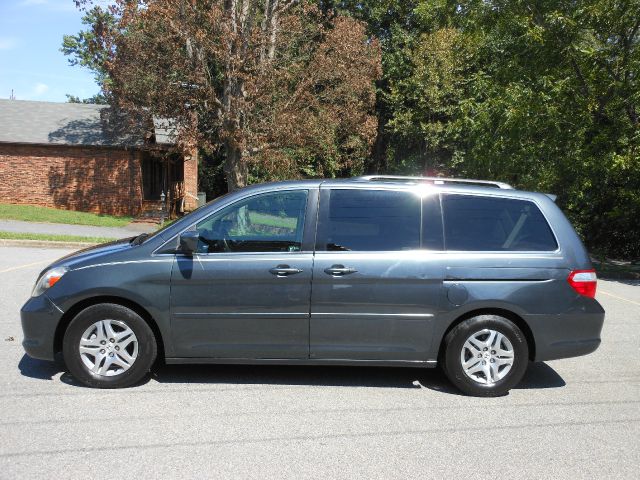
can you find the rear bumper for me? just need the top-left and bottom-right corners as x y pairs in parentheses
(20, 295), (63, 361)
(525, 302), (605, 362)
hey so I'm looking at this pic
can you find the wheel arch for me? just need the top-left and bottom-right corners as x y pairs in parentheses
(437, 308), (536, 362)
(54, 296), (166, 362)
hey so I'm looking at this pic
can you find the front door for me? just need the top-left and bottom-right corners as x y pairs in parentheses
(141, 154), (165, 200)
(170, 189), (315, 359)
(310, 187), (444, 361)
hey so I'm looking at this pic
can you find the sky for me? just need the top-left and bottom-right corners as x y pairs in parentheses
(0, 0), (101, 103)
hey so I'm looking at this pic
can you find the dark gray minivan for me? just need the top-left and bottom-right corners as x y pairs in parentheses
(21, 176), (605, 396)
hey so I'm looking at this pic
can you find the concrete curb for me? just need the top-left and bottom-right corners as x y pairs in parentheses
(0, 239), (98, 249)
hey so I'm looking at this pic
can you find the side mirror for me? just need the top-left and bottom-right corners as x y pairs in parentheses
(179, 230), (200, 255)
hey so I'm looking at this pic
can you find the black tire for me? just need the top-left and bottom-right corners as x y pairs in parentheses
(442, 315), (529, 397)
(62, 303), (157, 388)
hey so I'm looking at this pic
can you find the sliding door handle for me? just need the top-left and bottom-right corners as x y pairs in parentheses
(324, 265), (357, 276)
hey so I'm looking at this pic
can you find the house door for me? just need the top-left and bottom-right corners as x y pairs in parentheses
(141, 154), (165, 200)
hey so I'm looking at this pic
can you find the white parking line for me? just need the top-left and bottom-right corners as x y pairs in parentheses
(599, 290), (640, 307)
(0, 260), (49, 274)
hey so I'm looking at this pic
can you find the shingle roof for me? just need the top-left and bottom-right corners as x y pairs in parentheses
(0, 99), (151, 148)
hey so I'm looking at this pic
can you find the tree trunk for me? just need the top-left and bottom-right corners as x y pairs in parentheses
(367, 113), (388, 174)
(267, 0), (280, 60)
(223, 140), (248, 191)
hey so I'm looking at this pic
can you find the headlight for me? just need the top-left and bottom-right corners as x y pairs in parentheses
(31, 267), (68, 298)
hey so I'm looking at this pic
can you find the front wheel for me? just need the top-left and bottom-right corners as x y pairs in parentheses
(62, 303), (157, 388)
(442, 315), (529, 397)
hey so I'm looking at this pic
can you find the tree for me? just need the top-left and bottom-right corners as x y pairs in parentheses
(445, 0), (640, 258)
(328, 0), (423, 173)
(79, 0), (380, 191)
(385, 27), (473, 175)
(338, 0), (640, 258)
(61, 5), (117, 102)
(65, 93), (108, 105)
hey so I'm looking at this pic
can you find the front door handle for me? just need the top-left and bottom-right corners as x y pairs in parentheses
(269, 265), (303, 277)
(324, 264), (358, 276)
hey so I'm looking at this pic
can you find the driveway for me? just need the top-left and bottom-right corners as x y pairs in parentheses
(0, 246), (638, 479)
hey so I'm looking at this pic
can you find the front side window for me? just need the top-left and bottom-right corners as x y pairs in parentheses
(318, 189), (421, 251)
(442, 194), (558, 251)
(194, 190), (308, 253)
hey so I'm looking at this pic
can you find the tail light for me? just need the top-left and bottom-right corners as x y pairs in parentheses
(567, 269), (597, 298)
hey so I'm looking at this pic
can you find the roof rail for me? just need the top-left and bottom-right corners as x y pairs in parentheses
(356, 175), (513, 190)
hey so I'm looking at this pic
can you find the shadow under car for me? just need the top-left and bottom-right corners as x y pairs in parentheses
(18, 354), (565, 394)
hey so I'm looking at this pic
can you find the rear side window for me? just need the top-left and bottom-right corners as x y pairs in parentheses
(442, 194), (557, 251)
(318, 189), (421, 251)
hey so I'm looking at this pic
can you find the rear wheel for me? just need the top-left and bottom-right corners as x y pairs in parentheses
(62, 303), (157, 388)
(442, 315), (528, 397)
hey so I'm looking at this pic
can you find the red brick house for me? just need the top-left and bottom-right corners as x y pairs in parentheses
(0, 99), (198, 217)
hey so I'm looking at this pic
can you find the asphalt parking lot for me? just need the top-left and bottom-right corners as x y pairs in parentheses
(0, 246), (638, 479)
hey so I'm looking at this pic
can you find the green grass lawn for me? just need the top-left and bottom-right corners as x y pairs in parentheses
(0, 231), (116, 244)
(0, 204), (133, 227)
(249, 211), (297, 229)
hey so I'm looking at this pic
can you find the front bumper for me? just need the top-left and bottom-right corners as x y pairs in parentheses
(525, 302), (605, 362)
(20, 295), (64, 361)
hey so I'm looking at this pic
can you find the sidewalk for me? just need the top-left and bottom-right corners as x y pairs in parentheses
(0, 219), (157, 239)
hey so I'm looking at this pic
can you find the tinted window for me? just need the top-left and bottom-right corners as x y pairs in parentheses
(319, 189), (420, 251)
(194, 190), (308, 253)
(442, 194), (557, 251)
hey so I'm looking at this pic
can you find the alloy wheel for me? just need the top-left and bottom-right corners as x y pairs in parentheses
(460, 329), (515, 385)
(78, 319), (139, 376)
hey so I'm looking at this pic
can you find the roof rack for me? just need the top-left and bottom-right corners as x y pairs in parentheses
(355, 175), (513, 190)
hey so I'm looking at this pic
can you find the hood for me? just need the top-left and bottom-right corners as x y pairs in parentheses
(41, 237), (136, 274)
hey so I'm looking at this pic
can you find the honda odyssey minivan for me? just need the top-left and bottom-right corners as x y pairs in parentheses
(21, 176), (605, 396)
